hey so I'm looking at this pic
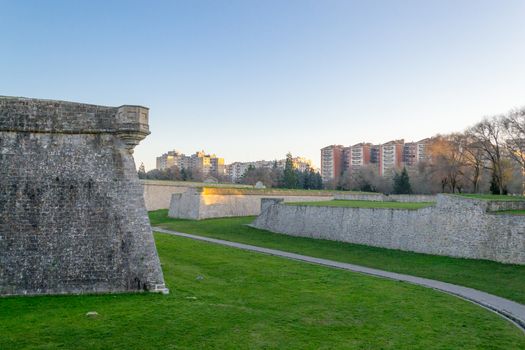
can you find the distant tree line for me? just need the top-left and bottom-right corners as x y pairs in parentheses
(338, 107), (525, 195)
(239, 153), (323, 190)
(137, 152), (323, 190)
(138, 166), (230, 183)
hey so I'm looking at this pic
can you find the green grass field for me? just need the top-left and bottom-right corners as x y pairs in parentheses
(458, 193), (525, 201)
(150, 210), (525, 304)
(1, 233), (523, 349)
(493, 209), (525, 215)
(285, 199), (434, 209)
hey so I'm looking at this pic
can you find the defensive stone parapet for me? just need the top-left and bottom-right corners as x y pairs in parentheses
(0, 96), (167, 296)
(252, 194), (525, 264)
(168, 187), (333, 220)
(333, 193), (436, 202)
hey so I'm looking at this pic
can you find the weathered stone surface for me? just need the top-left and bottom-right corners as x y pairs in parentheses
(0, 96), (167, 296)
(252, 194), (525, 264)
(333, 193), (436, 202)
(168, 187), (333, 220)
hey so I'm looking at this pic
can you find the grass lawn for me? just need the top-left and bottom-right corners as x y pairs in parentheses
(493, 209), (525, 215)
(150, 210), (525, 304)
(1, 233), (523, 349)
(458, 194), (525, 201)
(285, 199), (434, 209)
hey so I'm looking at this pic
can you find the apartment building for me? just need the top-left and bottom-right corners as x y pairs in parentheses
(155, 150), (185, 170)
(227, 157), (314, 182)
(403, 138), (429, 167)
(321, 145), (344, 183)
(227, 162), (253, 181)
(370, 145), (380, 164)
(343, 143), (373, 174)
(322, 138), (429, 180)
(379, 140), (404, 176)
(156, 150), (225, 178)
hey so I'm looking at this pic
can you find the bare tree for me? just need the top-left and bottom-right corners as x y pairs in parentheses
(427, 134), (466, 193)
(466, 117), (507, 194)
(461, 136), (485, 193)
(501, 108), (525, 193)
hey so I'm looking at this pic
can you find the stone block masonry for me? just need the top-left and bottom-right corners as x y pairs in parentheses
(168, 187), (333, 220)
(0, 96), (167, 296)
(333, 193), (436, 202)
(252, 195), (525, 265)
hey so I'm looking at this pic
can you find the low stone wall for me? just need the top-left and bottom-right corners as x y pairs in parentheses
(142, 180), (255, 210)
(168, 188), (333, 219)
(252, 194), (525, 264)
(333, 193), (436, 202)
(142, 181), (189, 211)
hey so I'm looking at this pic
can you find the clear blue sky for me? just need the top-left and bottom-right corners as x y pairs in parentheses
(2, 1), (525, 169)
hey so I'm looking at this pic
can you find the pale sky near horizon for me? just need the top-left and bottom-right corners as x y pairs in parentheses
(1, 0), (525, 169)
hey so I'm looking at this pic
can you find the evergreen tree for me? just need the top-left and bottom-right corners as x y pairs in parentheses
(314, 171), (323, 189)
(393, 167), (412, 194)
(283, 153), (298, 188)
(303, 166), (312, 189)
(137, 162), (146, 179)
(296, 169), (305, 189)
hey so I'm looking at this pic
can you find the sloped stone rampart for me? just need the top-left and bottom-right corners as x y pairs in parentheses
(252, 195), (525, 264)
(168, 187), (333, 219)
(0, 96), (167, 296)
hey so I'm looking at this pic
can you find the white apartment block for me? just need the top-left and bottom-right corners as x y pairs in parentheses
(379, 140), (404, 177)
(227, 157), (315, 182)
(321, 145), (344, 183)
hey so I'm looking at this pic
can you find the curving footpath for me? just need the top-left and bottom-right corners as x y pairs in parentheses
(153, 227), (525, 333)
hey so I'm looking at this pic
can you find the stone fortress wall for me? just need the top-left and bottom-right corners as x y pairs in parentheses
(334, 193), (436, 202)
(143, 181), (189, 211)
(168, 187), (333, 220)
(252, 194), (525, 265)
(141, 180), (254, 211)
(0, 96), (167, 296)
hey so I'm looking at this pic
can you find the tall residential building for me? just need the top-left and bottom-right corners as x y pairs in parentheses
(343, 143), (372, 174)
(323, 138), (430, 179)
(370, 145), (380, 164)
(210, 157), (225, 177)
(227, 162), (253, 181)
(156, 150), (185, 170)
(156, 150), (225, 178)
(379, 140), (404, 176)
(416, 138), (429, 163)
(403, 138), (429, 167)
(227, 157), (314, 182)
(342, 146), (352, 173)
(321, 145), (344, 183)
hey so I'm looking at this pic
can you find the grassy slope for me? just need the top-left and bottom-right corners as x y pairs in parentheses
(150, 210), (525, 304)
(1, 234), (523, 349)
(285, 199), (434, 209)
